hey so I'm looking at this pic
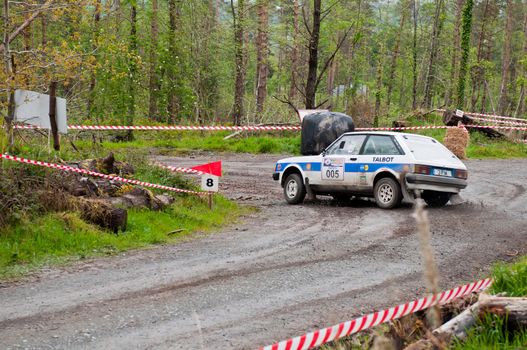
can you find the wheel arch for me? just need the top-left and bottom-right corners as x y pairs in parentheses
(281, 165), (305, 187)
(373, 169), (402, 187)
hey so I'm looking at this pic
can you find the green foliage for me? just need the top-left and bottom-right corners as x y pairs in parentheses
(70, 131), (302, 155)
(450, 310), (527, 350)
(489, 256), (527, 297)
(0, 194), (248, 279)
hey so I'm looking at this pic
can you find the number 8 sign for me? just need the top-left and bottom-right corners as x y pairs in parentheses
(201, 174), (219, 192)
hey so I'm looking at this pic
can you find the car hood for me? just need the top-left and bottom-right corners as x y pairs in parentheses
(276, 155), (321, 164)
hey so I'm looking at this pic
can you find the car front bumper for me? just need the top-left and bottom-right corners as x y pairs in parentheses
(272, 172), (280, 181)
(405, 173), (467, 193)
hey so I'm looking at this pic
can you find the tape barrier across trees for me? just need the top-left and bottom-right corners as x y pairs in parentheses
(257, 278), (492, 350)
(12, 123), (527, 132)
(0, 153), (205, 196)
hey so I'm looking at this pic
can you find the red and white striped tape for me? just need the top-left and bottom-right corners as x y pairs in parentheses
(462, 112), (527, 122)
(437, 109), (527, 122)
(258, 278), (492, 350)
(13, 122), (527, 133)
(464, 125), (527, 131)
(154, 162), (204, 175)
(12, 124), (302, 132)
(469, 116), (527, 126)
(0, 153), (205, 196)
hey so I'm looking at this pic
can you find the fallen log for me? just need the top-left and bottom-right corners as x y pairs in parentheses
(75, 198), (127, 233)
(442, 110), (504, 138)
(404, 295), (527, 349)
(433, 301), (481, 341)
(478, 296), (527, 329)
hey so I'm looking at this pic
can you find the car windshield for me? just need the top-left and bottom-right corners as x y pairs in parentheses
(403, 135), (455, 161)
(326, 135), (366, 155)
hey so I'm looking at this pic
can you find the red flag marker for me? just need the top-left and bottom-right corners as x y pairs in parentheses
(191, 161), (222, 177)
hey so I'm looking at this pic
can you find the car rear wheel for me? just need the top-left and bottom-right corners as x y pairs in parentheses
(374, 177), (402, 209)
(283, 173), (306, 204)
(422, 190), (451, 207)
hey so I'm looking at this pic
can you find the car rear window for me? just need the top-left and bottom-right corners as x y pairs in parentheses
(403, 135), (455, 161)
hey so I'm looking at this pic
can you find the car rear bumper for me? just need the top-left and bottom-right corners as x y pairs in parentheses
(272, 172), (280, 181)
(405, 173), (467, 193)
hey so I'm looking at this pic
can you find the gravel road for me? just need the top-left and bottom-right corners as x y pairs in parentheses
(0, 153), (526, 350)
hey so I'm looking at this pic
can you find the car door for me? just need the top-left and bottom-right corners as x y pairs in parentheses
(353, 134), (406, 189)
(321, 134), (367, 186)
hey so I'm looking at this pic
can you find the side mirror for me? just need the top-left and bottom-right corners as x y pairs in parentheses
(321, 148), (327, 156)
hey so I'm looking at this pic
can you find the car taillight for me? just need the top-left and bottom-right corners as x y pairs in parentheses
(455, 169), (468, 179)
(414, 164), (430, 175)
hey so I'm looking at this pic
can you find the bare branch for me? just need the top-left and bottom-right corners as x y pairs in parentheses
(314, 24), (356, 91)
(315, 98), (329, 109)
(301, 5), (312, 36)
(273, 95), (299, 113)
(0, 0), (54, 54)
(320, 0), (343, 21)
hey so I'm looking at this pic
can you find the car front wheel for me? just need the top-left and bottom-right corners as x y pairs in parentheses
(283, 173), (306, 204)
(422, 190), (451, 207)
(374, 177), (402, 209)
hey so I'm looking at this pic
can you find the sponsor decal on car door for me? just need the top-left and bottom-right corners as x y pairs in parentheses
(321, 157), (345, 181)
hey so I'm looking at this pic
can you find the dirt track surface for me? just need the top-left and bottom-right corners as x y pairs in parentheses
(1, 153), (526, 350)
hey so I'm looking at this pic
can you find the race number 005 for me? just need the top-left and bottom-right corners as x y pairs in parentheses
(325, 169), (340, 179)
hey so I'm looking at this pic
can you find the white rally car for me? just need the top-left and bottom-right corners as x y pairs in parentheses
(272, 132), (468, 209)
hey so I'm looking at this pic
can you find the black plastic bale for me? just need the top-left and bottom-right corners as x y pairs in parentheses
(300, 112), (355, 155)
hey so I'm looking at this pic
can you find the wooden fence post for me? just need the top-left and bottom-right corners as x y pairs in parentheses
(49, 81), (60, 151)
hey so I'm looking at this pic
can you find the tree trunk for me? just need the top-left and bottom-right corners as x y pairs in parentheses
(305, 0), (322, 109)
(87, 0), (101, 120)
(470, 0), (490, 111)
(231, 0), (247, 125)
(516, 12), (527, 116)
(327, 57), (337, 106)
(22, 5), (31, 51)
(148, 0), (159, 119)
(255, 0), (269, 119)
(498, 0), (514, 115)
(168, 0), (181, 123)
(456, 0), (474, 108)
(289, 0), (300, 102)
(422, 0), (445, 108)
(412, 0), (418, 110)
(41, 6), (47, 46)
(3, 0), (14, 149)
(386, 0), (409, 108)
(126, 2), (137, 139)
(374, 44), (384, 125)
(445, 0), (464, 107)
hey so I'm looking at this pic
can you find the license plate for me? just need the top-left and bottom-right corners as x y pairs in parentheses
(433, 169), (452, 177)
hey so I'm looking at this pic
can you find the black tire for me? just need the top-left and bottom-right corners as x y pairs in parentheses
(283, 173), (306, 204)
(374, 177), (402, 209)
(422, 190), (451, 207)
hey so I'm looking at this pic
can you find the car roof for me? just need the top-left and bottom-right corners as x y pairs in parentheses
(341, 131), (432, 138)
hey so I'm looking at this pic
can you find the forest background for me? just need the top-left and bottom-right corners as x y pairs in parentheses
(1, 0), (526, 131)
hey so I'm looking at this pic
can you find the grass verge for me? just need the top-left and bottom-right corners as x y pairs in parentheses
(449, 256), (527, 349)
(0, 194), (250, 279)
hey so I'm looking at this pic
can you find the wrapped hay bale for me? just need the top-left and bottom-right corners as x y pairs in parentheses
(301, 111), (355, 155)
(443, 128), (469, 159)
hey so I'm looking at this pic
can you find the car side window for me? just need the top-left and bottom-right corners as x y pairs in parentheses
(326, 135), (366, 155)
(361, 135), (402, 155)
